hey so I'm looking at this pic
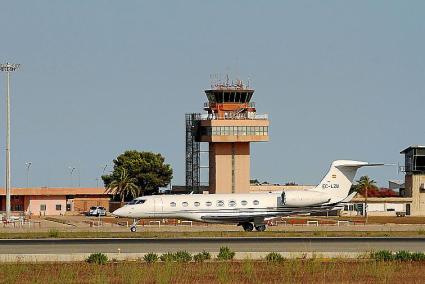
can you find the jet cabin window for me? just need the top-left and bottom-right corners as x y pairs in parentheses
(253, 200), (260, 206)
(228, 200), (236, 207)
(241, 200), (248, 206)
(194, 202), (200, 207)
(217, 200), (224, 207)
(182, 202), (188, 207)
(170, 202), (176, 207)
(206, 201), (212, 206)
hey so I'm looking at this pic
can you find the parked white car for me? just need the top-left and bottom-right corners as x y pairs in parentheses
(87, 206), (107, 216)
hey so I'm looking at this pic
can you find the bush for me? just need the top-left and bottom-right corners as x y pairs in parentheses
(410, 252), (425, 261)
(48, 229), (59, 238)
(265, 252), (285, 262)
(144, 253), (158, 263)
(217, 247), (235, 261)
(160, 252), (176, 262)
(86, 253), (108, 264)
(395, 250), (412, 261)
(193, 251), (211, 262)
(371, 250), (394, 261)
(175, 251), (192, 262)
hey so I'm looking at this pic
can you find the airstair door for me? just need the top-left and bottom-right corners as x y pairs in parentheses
(154, 197), (163, 217)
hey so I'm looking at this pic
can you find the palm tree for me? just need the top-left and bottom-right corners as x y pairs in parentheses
(355, 175), (377, 223)
(105, 168), (140, 205)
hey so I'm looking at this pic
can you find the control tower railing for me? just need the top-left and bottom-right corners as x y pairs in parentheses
(198, 113), (268, 120)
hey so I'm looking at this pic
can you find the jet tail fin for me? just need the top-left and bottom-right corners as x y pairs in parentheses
(313, 160), (387, 203)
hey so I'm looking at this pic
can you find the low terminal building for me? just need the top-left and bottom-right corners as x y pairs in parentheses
(0, 187), (111, 216)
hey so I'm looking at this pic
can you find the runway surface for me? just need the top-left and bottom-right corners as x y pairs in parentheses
(0, 237), (424, 254)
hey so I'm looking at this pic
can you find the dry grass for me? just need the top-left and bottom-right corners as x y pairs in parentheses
(0, 260), (424, 283)
(1, 230), (425, 239)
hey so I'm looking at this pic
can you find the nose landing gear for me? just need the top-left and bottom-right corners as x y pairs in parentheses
(130, 219), (140, 232)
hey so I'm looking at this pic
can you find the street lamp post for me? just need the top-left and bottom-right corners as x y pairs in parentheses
(1, 63), (20, 219)
(69, 167), (76, 187)
(25, 162), (32, 188)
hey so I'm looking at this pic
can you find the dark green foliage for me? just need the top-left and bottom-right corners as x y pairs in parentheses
(86, 253), (108, 264)
(371, 250), (394, 261)
(410, 252), (425, 261)
(160, 252), (177, 262)
(102, 150), (173, 197)
(175, 251), (192, 262)
(395, 250), (412, 261)
(143, 253), (158, 263)
(217, 247), (235, 261)
(265, 252), (285, 262)
(372, 250), (425, 262)
(193, 251), (211, 262)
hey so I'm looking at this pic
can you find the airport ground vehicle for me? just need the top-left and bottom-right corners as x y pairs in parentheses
(87, 206), (107, 216)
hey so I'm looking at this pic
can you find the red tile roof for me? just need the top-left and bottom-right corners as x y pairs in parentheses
(0, 187), (111, 196)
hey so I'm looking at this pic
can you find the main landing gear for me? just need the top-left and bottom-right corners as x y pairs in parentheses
(240, 222), (267, 232)
(130, 219), (140, 232)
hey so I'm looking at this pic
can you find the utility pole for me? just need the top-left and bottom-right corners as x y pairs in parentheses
(25, 162), (32, 188)
(1, 63), (20, 220)
(69, 167), (76, 187)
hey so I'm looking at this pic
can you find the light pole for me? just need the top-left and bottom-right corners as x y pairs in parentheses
(69, 167), (76, 187)
(25, 162), (32, 188)
(1, 63), (20, 219)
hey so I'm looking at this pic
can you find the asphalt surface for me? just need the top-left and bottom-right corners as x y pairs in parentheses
(0, 237), (424, 254)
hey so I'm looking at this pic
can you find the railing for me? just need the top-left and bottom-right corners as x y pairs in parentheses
(203, 102), (256, 108)
(198, 113), (268, 120)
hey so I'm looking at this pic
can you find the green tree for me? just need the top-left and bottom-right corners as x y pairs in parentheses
(102, 150), (173, 198)
(104, 168), (139, 203)
(355, 175), (378, 222)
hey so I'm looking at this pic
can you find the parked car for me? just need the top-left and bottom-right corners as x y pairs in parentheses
(87, 206), (107, 216)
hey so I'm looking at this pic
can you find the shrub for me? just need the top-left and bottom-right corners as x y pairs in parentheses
(371, 250), (394, 261)
(86, 253), (108, 264)
(217, 247), (235, 261)
(395, 250), (412, 261)
(160, 252), (176, 262)
(175, 251), (192, 262)
(144, 253), (158, 263)
(410, 252), (425, 261)
(48, 229), (59, 238)
(265, 252), (285, 262)
(193, 251), (211, 262)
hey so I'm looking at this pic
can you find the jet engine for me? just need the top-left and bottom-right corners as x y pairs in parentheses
(281, 190), (330, 207)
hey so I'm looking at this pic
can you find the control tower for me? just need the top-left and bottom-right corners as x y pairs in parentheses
(186, 79), (269, 194)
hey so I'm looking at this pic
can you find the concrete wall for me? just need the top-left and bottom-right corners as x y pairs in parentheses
(26, 195), (67, 216)
(209, 142), (250, 194)
(405, 174), (425, 216)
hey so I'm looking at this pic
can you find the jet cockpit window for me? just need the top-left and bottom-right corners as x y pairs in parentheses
(127, 200), (137, 205)
(135, 200), (146, 205)
(253, 200), (260, 206)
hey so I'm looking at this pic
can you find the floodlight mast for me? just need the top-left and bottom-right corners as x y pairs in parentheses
(0, 63), (20, 219)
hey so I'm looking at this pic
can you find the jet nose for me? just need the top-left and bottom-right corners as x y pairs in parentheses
(112, 208), (124, 217)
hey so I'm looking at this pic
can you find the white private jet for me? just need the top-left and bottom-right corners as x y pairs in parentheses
(113, 160), (382, 232)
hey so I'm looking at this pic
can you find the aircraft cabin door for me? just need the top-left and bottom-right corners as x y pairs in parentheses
(154, 197), (163, 217)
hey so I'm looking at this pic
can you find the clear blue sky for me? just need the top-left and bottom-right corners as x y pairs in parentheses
(1, 1), (424, 188)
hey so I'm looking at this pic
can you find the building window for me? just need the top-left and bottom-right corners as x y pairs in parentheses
(253, 200), (259, 206)
(56, 204), (62, 211)
(206, 201), (212, 207)
(182, 202), (188, 207)
(170, 202), (176, 207)
(229, 200), (236, 207)
(217, 200), (224, 207)
(241, 200), (248, 206)
(12, 205), (23, 211)
(40, 204), (46, 211)
(194, 202), (200, 207)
